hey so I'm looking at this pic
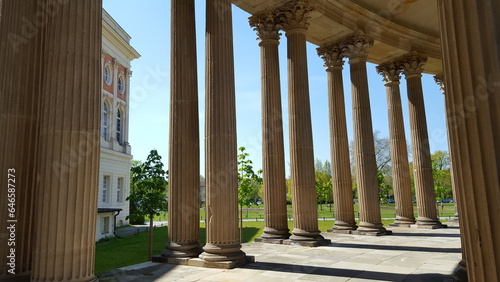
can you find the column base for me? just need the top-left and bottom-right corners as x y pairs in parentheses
(356, 222), (390, 234)
(389, 217), (416, 227)
(159, 241), (202, 259)
(199, 243), (246, 262)
(284, 228), (331, 246)
(452, 260), (467, 282)
(153, 255), (255, 269)
(255, 226), (291, 243)
(413, 217), (447, 229)
(327, 222), (358, 234)
(332, 220), (358, 230)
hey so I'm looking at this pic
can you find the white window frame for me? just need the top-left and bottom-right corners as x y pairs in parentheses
(102, 102), (109, 140)
(117, 177), (123, 203)
(116, 109), (122, 144)
(101, 216), (110, 234)
(118, 76), (125, 94)
(104, 65), (112, 86)
(102, 175), (110, 203)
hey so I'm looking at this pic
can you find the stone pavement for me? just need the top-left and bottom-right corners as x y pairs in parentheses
(99, 226), (461, 281)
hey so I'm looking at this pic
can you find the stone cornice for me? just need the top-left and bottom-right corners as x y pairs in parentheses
(277, 0), (313, 32)
(249, 8), (282, 43)
(397, 51), (427, 78)
(317, 43), (344, 70)
(376, 61), (401, 85)
(340, 31), (374, 60)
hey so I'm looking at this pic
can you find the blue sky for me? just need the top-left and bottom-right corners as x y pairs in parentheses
(103, 0), (448, 176)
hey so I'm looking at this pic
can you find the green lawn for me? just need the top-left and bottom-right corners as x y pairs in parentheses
(150, 203), (458, 221)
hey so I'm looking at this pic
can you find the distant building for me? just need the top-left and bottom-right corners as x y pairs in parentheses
(96, 9), (140, 241)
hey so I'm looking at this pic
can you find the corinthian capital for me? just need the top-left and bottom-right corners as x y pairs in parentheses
(397, 51), (427, 78)
(317, 43), (344, 70)
(376, 61), (401, 85)
(434, 74), (445, 94)
(249, 8), (282, 43)
(340, 31), (374, 60)
(277, 0), (313, 32)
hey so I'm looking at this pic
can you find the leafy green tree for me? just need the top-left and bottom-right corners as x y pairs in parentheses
(315, 159), (333, 211)
(237, 147), (262, 241)
(431, 150), (453, 200)
(127, 149), (168, 260)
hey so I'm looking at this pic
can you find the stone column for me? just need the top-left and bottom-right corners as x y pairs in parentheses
(199, 0), (246, 265)
(278, 1), (329, 246)
(434, 74), (459, 221)
(249, 9), (290, 243)
(398, 51), (443, 228)
(32, 1), (102, 281)
(376, 61), (415, 227)
(161, 0), (201, 259)
(317, 43), (357, 232)
(438, 1), (500, 279)
(0, 0), (42, 278)
(341, 31), (388, 234)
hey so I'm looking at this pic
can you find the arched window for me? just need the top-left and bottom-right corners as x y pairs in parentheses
(104, 65), (112, 85)
(116, 109), (122, 144)
(102, 102), (109, 140)
(118, 76), (125, 94)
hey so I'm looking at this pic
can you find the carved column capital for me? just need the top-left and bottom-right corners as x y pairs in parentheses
(249, 8), (282, 44)
(340, 31), (374, 61)
(398, 51), (427, 78)
(376, 61), (401, 85)
(434, 74), (445, 94)
(317, 43), (344, 70)
(277, 0), (313, 33)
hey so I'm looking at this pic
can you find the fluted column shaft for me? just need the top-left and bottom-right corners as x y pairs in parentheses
(438, 1), (500, 280)
(200, 0), (245, 262)
(377, 62), (415, 226)
(434, 75), (459, 219)
(342, 33), (386, 233)
(317, 45), (357, 231)
(250, 11), (290, 241)
(0, 0), (42, 278)
(400, 52), (441, 227)
(32, 1), (102, 281)
(164, 0), (201, 258)
(279, 2), (324, 243)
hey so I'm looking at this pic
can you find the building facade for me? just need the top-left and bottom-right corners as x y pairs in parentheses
(97, 10), (140, 241)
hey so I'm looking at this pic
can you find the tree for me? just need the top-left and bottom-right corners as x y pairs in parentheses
(126, 149), (168, 260)
(431, 150), (453, 200)
(350, 131), (394, 200)
(315, 159), (333, 211)
(128, 160), (144, 225)
(237, 147), (262, 241)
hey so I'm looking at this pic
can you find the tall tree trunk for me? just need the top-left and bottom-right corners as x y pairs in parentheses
(240, 205), (243, 242)
(149, 215), (153, 260)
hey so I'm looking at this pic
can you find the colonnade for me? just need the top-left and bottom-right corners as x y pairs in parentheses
(2, 0), (499, 281)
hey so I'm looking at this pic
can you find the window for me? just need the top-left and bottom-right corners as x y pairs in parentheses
(116, 109), (122, 144)
(104, 65), (112, 85)
(118, 76), (125, 94)
(101, 216), (110, 234)
(102, 176), (110, 203)
(102, 102), (108, 140)
(117, 177), (123, 203)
